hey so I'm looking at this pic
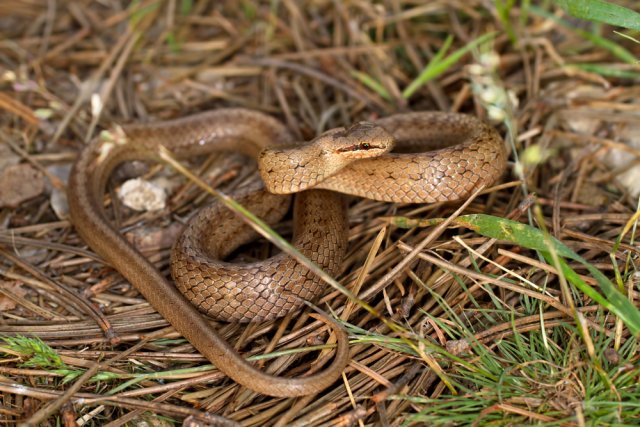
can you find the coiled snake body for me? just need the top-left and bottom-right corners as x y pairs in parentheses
(68, 109), (506, 397)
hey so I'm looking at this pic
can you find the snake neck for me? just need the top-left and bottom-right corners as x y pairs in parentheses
(257, 148), (337, 194)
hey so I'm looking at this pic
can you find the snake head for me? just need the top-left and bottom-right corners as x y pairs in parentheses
(317, 122), (395, 161)
(258, 121), (396, 194)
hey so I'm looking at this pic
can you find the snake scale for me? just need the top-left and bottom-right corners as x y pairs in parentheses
(67, 109), (506, 397)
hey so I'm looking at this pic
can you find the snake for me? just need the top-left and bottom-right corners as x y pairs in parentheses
(67, 109), (506, 397)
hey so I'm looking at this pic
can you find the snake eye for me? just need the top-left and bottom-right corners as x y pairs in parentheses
(361, 143), (370, 149)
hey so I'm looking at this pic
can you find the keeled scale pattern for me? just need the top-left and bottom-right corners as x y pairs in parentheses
(171, 188), (348, 322)
(317, 112), (507, 202)
(171, 111), (505, 322)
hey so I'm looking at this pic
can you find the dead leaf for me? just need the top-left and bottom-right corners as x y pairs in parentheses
(0, 163), (45, 208)
(0, 144), (20, 171)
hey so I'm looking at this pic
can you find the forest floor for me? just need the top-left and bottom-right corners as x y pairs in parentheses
(1, 1), (640, 426)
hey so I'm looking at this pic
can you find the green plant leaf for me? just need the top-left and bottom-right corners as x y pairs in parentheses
(388, 213), (640, 335)
(531, 5), (638, 64)
(1, 336), (66, 369)
(554, 0), (640, 31)
(351, 71), (391, 100)
(460, 214), (640, 335)
(571, 63), (640, 79)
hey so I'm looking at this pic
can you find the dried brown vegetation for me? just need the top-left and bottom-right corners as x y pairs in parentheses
(1, 1), (640, 426)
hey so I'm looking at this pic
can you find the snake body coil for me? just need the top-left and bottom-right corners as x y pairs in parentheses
(68, 109), (506, 397)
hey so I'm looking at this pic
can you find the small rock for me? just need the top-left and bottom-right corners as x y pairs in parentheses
(118, 178), (166, 211)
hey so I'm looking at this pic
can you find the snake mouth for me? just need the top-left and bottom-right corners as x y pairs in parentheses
(335, 143), (385, 153)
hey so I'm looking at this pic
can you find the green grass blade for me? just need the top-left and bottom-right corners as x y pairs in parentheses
(350, 71), (391, 100)
(532, 5), (638, 63)
(129, 0), (160, 28)
(495, 0), (518, 44)
(554, 0), (640, 31)
(402, 32), (497, 99)
(180, 0), (193, 15)
(388, 213), (640, 335)
(458, 214), (640, 335)
(570, 63), (640, 79)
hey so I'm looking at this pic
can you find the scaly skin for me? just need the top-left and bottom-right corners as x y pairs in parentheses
(67, 109), (506, 397)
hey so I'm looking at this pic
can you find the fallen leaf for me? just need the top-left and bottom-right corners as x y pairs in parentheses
(0, 164), (45, 208)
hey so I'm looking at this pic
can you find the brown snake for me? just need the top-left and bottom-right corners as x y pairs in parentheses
(67, 109), (506, 397)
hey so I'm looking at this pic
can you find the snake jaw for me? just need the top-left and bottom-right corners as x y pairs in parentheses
(335, 142), (387, 154)
(259, 122), (395, 193)
(319, 122), (395, 161)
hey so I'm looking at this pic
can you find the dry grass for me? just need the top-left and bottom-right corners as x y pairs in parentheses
(1, 1), (640, 426)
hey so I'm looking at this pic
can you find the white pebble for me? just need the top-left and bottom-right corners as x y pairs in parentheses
(118, 178), (166, 211)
